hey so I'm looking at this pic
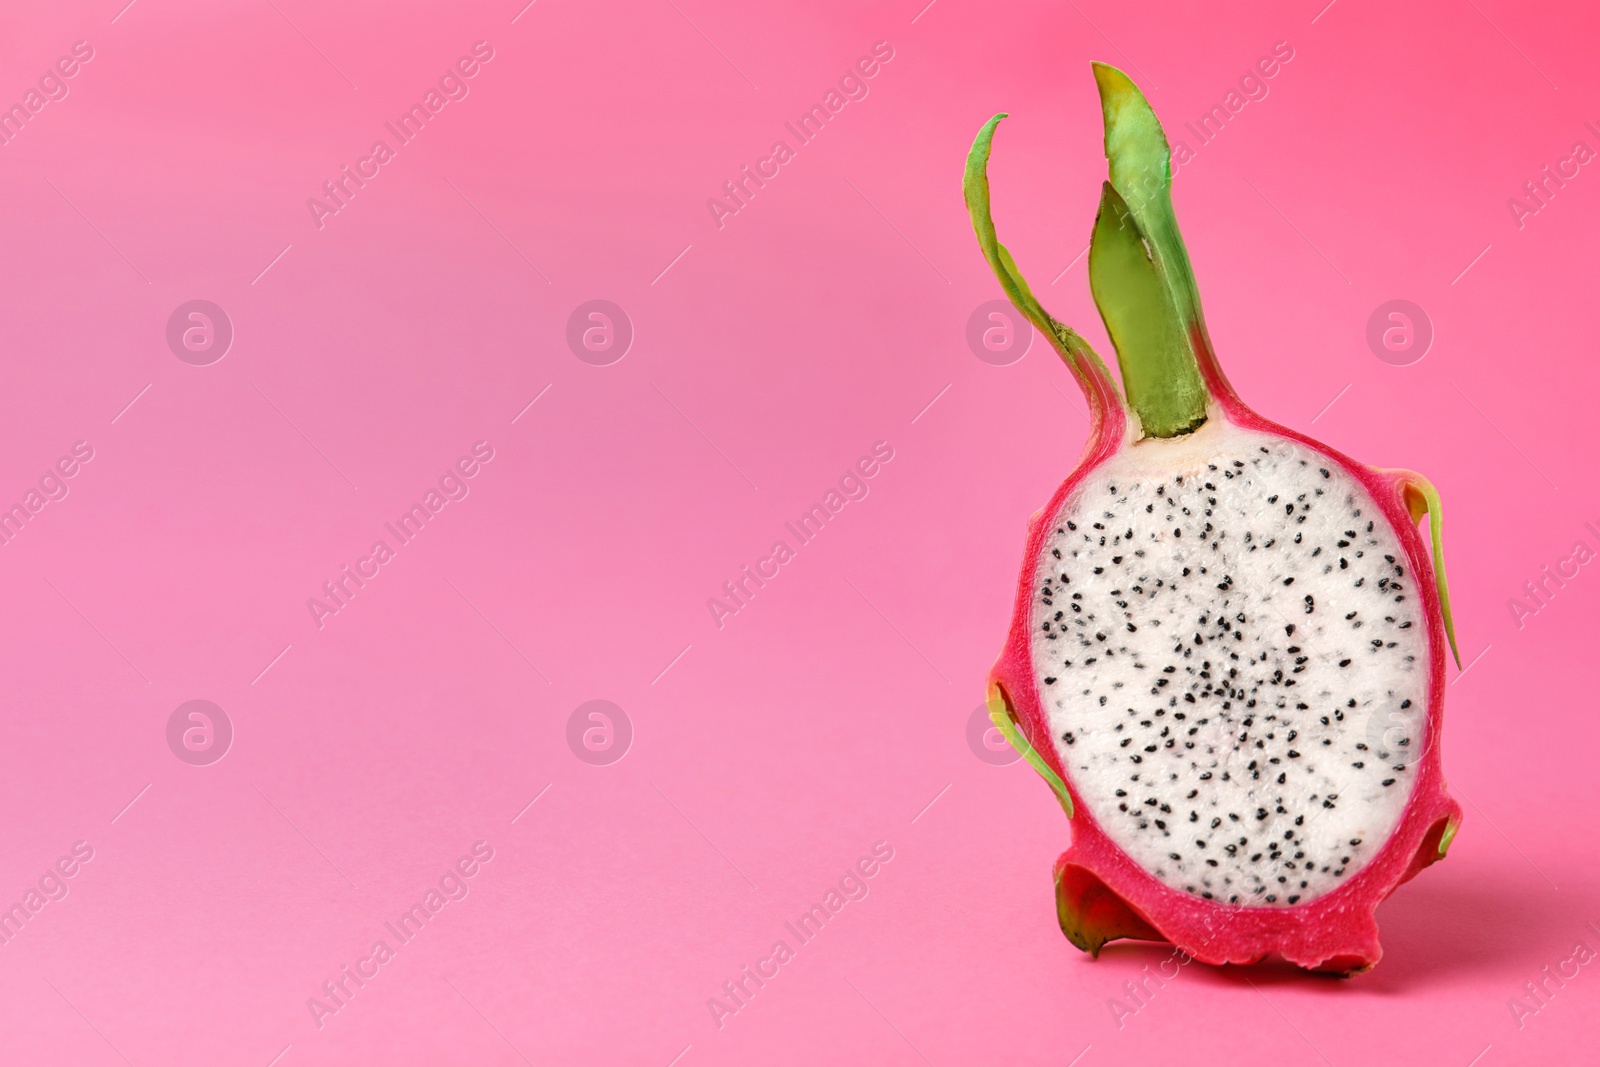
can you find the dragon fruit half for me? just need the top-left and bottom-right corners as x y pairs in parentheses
(969, 65), (1462, 975)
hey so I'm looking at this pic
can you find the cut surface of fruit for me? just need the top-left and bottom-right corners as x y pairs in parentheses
(1033, 421), (1426, 908)
(967, 63), (1462, 974)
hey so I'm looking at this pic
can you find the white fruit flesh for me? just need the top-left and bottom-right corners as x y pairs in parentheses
(1031, 420), (1429, 906)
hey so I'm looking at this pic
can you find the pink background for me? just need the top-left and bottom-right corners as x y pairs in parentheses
(0, 0), (1595, 1063)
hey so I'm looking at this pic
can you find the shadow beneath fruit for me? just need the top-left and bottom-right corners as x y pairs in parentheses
(1357, 870), (1580, 991)
(1094, 867), (1581, 991)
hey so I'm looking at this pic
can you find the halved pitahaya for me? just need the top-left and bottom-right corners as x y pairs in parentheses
(969, 65), (1463, 975)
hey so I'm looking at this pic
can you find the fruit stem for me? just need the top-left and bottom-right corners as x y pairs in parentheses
(963, 114), (1124, 433)
(1090, 64), (1220, 436)
(1088, 181), (1208, 437)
